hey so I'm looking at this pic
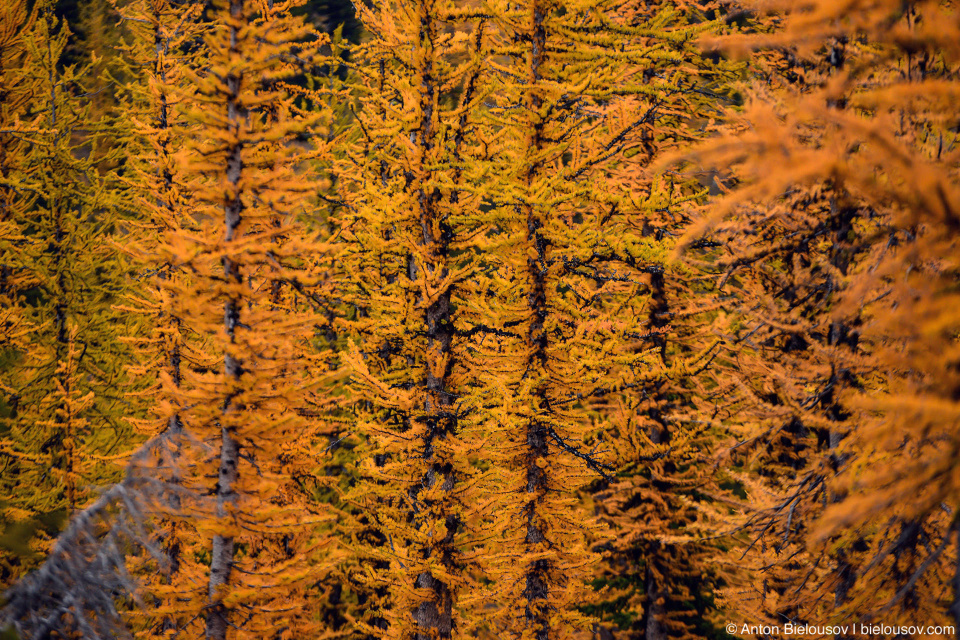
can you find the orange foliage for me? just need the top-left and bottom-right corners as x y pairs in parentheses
(2, 1), (960, 639)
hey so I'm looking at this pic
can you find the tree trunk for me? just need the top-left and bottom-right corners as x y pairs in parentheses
(205, 2), (244, 637)
(644, 564), (667, 640)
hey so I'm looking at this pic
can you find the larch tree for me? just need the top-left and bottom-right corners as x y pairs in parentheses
(665, 25), (886, 630)
(575, 3), (746, 639)
(0, 2), (189, 635)
(472, 1), (736, 638)
(6, 0), (960, 637)
(0, 7), (40, 568)
(476, 0), (642, 634)
(330, 0), (490, 635)
(671, 0), (960, 633)
(74, 0), (128, 153)
(153, 0), (338, 637)
(697, 180), (884, 631)
(0, 0), (137, 586)
(109, 0), (211, 635)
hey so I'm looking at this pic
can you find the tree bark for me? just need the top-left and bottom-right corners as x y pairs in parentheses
(204, 1), (244, 638)
(520, 4), (551, 637)
(644, 564), (667, 640)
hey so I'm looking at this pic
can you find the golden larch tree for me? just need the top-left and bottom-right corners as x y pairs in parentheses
(330, 0), (489, 635)
(108, 0), (210, 635)
(674, 0), (960, 633)
(0, 0), (137, 585)
(472, 1), (735, 638)
(152, 0), (338, 637)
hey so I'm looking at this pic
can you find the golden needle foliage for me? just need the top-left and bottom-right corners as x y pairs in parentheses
(1, 1), (959, 640)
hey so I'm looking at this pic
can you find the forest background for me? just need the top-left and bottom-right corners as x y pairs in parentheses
(0, 0), (959, 639)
